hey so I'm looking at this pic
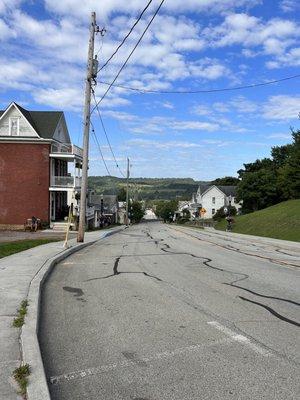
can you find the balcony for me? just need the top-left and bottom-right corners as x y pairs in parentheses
(50, 176), (82, 188)
(50, 143), (83, 159)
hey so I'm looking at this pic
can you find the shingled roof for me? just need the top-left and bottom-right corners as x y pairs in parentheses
(0, 102), (64, 140)
(199, 184), (237, 197)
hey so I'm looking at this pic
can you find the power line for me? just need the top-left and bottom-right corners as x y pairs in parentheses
(90, 120), (112, 176)
(99, 73), (300, 94)
(92, 92), (126, 178)
(99, 0), (153, 72)
(92, 0), (166, 110)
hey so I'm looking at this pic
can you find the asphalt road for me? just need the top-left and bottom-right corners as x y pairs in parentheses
(39, 222), (300, 400)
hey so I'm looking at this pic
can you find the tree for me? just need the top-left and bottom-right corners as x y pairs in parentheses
(212, 176), (240, 186)
(129, 201), (145, 223)
(213, 205), (237, 221)
(237, 168), (278, 212)
(277, 130), (300, 199)
(237, 157), (278, 213)
(117, 187), (127, 202)
(155, 200), (178, 222)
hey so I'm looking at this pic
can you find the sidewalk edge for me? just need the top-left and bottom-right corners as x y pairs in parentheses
(20, 227), (124, 400)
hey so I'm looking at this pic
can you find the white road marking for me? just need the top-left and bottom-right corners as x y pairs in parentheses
(207, 321), (270, 356)
(49, 338), (231, 385)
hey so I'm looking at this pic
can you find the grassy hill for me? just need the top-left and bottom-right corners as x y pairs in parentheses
(215, 200), (300, 242)
(88, 176), (208, 200)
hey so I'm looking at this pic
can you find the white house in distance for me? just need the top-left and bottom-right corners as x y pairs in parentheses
(177, 184), (242, 220)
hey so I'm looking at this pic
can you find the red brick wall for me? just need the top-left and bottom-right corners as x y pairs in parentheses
(0, 143), (50, 225)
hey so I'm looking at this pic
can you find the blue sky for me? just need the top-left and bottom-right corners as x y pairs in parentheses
(0, 0), (300, 180)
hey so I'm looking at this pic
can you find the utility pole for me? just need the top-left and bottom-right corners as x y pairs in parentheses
(125, 158), (130, 226)
(77, 12), (98, 242)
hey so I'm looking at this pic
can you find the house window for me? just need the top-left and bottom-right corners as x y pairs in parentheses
(9, 118), (19, 136)
(212, 208), (216, 214)
(212, 197), (215, 204)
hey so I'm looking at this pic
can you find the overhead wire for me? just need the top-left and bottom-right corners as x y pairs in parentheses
(90, 120), (112, 176)
(92, 91), (127, 178)
(98, 73), (300, 94)
(99, 0), (153, 72)
(92, 0), (166, 111)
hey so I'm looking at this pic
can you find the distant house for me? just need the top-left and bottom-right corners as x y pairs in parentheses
(176, 184), (241, 220)
(0, 102), (83, 229)
(193, 184), (241, 219)
(90, 194), (118, 227)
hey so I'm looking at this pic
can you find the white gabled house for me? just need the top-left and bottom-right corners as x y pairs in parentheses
(176, 184), (242, 220)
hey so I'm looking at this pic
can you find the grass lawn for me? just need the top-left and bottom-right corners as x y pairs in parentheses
(0, 238), (60, 259)
(215, 199), (300, 242)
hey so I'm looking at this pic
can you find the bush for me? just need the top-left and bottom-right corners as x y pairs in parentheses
(213, 206), (237, 221)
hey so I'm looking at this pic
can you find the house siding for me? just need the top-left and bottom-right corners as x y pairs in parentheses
(0, 143), (50, 226)
(0, 106), (38, 137)
(201, 187), (226, 219)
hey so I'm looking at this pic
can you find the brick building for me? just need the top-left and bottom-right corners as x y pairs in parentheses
(0, 102), (83, 229)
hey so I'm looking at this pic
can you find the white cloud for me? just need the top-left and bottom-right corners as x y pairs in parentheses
(127, 115), (220, 135)
(267, 133), (292, 139)
(266, 47), (300, 68)
(33, 87), (84, 111)
(203, 13), (300, 67)
(280, 0), (300, 12)
(263, 95), (300, 120)
(128, 138), (203, 149)
(44, 0), (260, 20)
(229, 96), (258, 113)
(0, 0), (21, 14)
(0, 18), (15, 40)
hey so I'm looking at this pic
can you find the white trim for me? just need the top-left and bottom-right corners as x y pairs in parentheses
(9, 117), (20, 136)
(201, 185), (228, 197)
(0, 138), (52, 144)
(0, 102), (40, 137)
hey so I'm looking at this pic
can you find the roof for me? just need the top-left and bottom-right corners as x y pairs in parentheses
(90, 195), (118, 212)
(0, 102), (64, 140)
(200, 184), (237, 197)
(217, 186), (237, 196)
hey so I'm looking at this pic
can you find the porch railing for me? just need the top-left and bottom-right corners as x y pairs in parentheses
(51, 143), (83, 158)
(51, 176), (74, 187)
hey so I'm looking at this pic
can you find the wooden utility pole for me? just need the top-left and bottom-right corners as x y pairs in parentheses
(125, 158), (130, 226)
(77, 12), (97, 242)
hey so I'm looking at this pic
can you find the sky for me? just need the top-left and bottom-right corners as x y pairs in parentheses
(0, 0), (300, 180)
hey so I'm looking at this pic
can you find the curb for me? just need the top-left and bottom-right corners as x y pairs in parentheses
(20, 227), (124, 400)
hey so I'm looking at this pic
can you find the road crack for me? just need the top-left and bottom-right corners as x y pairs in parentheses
(239, 296), (300, 327)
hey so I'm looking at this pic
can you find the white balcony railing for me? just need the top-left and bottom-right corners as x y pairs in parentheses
(51, 143), (83, 158)
(51, 176), (74, 187)
(50, 175), (82, 188)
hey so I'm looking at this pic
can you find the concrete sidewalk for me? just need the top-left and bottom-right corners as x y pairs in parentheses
(0, 228), (121, 400)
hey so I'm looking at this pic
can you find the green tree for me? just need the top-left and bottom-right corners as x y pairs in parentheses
(129, 201), (145, 223)
(237, 168), (278, 213)
(117, 187), (127, 201)
(155, 200), (178, 222)
(212, 176), (240, 185)
(277, 130), (300, 199)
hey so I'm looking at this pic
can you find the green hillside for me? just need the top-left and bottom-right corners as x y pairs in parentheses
(215, 200), (300, 242)
(88, 176), (207, 200)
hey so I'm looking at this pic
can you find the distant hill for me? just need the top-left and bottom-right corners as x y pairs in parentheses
(215, 200), (300, 242)
(88, 176), (209, 200)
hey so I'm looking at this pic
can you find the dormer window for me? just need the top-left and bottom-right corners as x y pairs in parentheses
(9, 117), (19, 136)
